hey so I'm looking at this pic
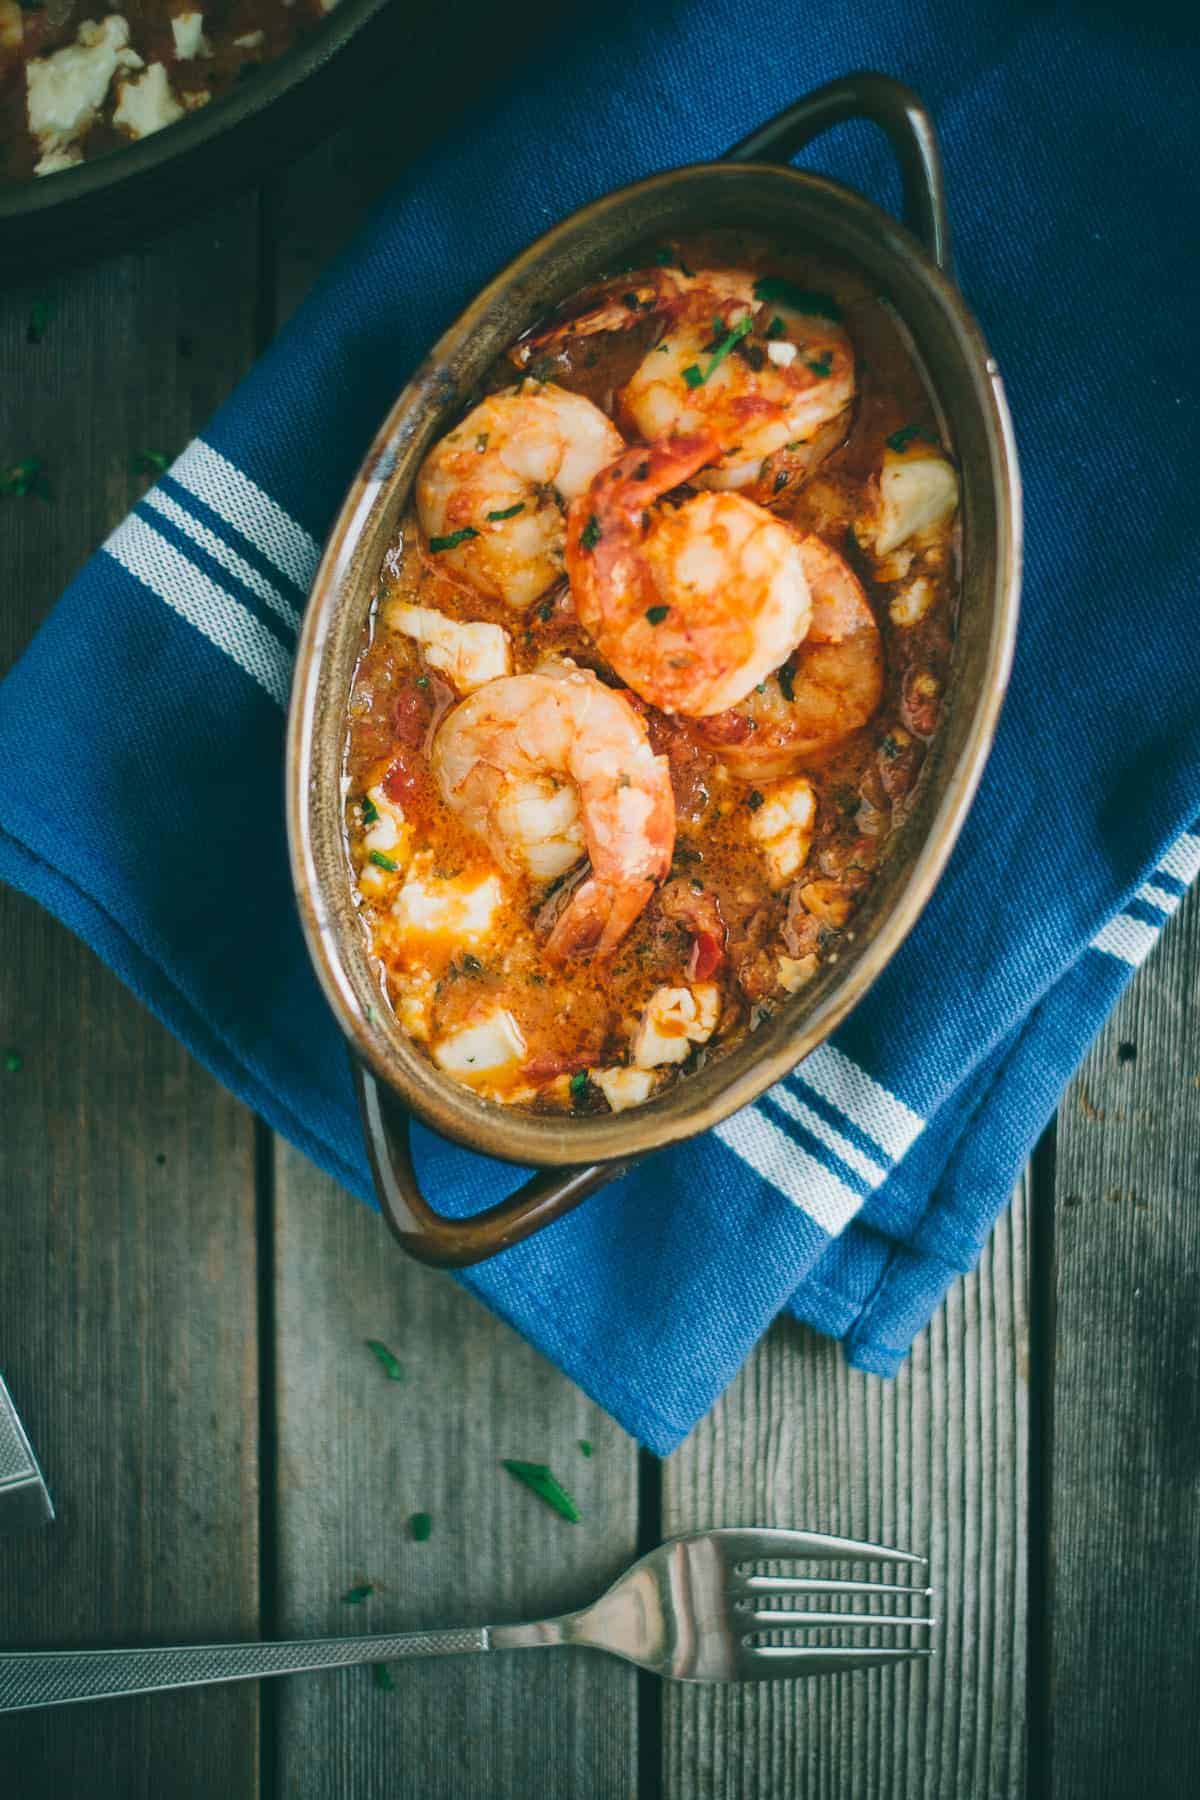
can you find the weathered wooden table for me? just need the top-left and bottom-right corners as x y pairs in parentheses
(1, 113), (1198, 1800)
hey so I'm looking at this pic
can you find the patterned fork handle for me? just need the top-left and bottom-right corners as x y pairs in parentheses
(0, 1628), (489, 1713)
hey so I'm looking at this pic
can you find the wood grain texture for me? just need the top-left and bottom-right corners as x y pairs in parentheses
(661, 1190), (1030, 1800)
(1046, 883), (1200, 1798)
(0, 205), (264, 1797)
(267, 1144), (639, 1800)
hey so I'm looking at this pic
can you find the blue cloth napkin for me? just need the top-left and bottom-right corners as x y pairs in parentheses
(1, 2), (1197, 1453)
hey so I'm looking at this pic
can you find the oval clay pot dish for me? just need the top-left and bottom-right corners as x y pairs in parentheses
(287, 74), (1022, 1268)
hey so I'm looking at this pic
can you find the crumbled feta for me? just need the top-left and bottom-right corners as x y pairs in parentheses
(889, 576), (934, 627)
(26, 16), (142, 161)
(362, 784), (411, 864)
(34, 145), (83, 176)
(797, 880), (854, 928)
(778, 953), (818, 993)
(397, 970), (435, 1042)
(864, 449), (959, 558)
(594, 1066), (657, 1113)
(749, 777), (816, 888)
(170, 11), (209, 58)
(632, 984), (721, 1070)
(767, 339), (798, 367)
(434, 1009), (526, 1078)
(393, 863), (503, 945)
(233, 28), (264, 47)
(113, 62), (183, 139)
(385, 601), (511, 694)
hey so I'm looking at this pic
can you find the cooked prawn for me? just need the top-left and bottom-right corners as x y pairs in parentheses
(565, 434), (811, 718)
(416, 383), (625, 610)
(698, 537), (884, 776)
(431, 662), (675, 960)
(514, 265), (855, 500)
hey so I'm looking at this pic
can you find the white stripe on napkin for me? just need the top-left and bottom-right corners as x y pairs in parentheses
(1090, 913), (1160, 969)
(713, 1104), (863, 1236)
(1136, 880), (1181, 918)
(104, 514), (292, 709)
(172, 441), (320, 593)
(1157, 832), (1200, 887)
(144, 489), (302, 634)
(797, 1042), (924, 1163)
(767, 1084), (890, 1187)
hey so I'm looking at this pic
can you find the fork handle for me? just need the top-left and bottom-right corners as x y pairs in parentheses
(0, 1627), (490, 1713)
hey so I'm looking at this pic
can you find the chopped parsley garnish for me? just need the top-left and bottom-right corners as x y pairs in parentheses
(746, 790), (765, 811)
(462, 953), (483, 975)
(368, 851), (399, 872)
(806, 355), (832, 377)
(879, 733), (901, 759)
(569, 1070), (589, 1097)
(886, 423), (932, 454)
(765, 315), (786, 339)
(538, 601), (554, 622)
(365, 1338), (405, 1379)
(580, 514), (601, 552)
(130, 448), (169, 477)
(410, 1511), (433, 1542)
(361, 796), (379, 825)
(4, 1049), (22, 1074)
(773, 470), (790, 493)
(777, 665), (796, 704)
(501, 1460), (582, 1524)
(27, 298), (54, 345)
(680, 314), (753, 390)
(645, 604), (670, 625)
(428, 527), (479, 552)
(486, 502), (525, 522)
(1, 457), (51, 501)
(373, 1664), (396, 1691)
(752, 277), (842, 321)
(414, 674), (430, 689)
(342, 1584), (374, 1605)
(578, 1439), (594, 1456)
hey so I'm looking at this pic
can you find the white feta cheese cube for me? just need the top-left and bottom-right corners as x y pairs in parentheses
(889, 576), (934, 627)
(26, 16), (142, 158)
(434, 1009), (526, 1078)
(778, 953), (818, 993)
(632, 984), (721, 1070)
(385, 601), (511, 694)
(864, 449), (959, 558)
(170, 11), (209, 57)
(34, 145), (83, 175)
(113, 62), (183, 139)
(393, 865), (503, 946)
(593, 1066), (657, 1113)
(233, 28), (264, 47)
(749, 777), (816, 888)
(766, 339), (798, 367)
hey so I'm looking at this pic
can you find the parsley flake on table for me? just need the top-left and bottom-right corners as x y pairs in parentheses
(130, 449), (170, 477)
(4, 1049), (22, 1073)
(501, 1459), (582, 1523)
(364, 1338), (405, 1380)
(428, 527), (479, 552)
(578, 1439), (594, 1457)
(342, 1584), (374, 1604)
(410, 1511), (433, 1542)
(372, 1663), (396, 1691)
(27, 298), (54, 345)
(751, 277), (842, 321)
(1, 457), (52, 501)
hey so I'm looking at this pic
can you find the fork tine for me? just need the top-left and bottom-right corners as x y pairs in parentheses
(708, 1527), (926, 1567)
(742, 1645), (933, 1678)
(742, 1575), (933, 1597)
(745, 1609), (935, 1630)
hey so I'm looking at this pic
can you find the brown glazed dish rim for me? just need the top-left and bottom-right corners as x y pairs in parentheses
(287, 157), (1022, 1170)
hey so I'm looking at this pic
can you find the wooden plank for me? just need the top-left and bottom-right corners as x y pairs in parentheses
(661, 1191), (1030, 1799)
(0, 206), (264, 1796)
(1046, 883), (1200, 1797)
(267, 1146), (640, 1799)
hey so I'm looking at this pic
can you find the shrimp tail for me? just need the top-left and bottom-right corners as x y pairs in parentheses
(544, 874), (657, 963)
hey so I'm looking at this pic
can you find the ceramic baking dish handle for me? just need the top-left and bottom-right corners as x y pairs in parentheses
(356, 1065), (636, 1268)
(725, 71), (952, 275)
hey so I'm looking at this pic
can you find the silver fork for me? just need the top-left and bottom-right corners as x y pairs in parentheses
(0, 1527), (933, 1712)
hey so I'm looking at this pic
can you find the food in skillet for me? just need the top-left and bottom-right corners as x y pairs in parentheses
(344, 234), (960, 1114)
(0, 0), (338, 179)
